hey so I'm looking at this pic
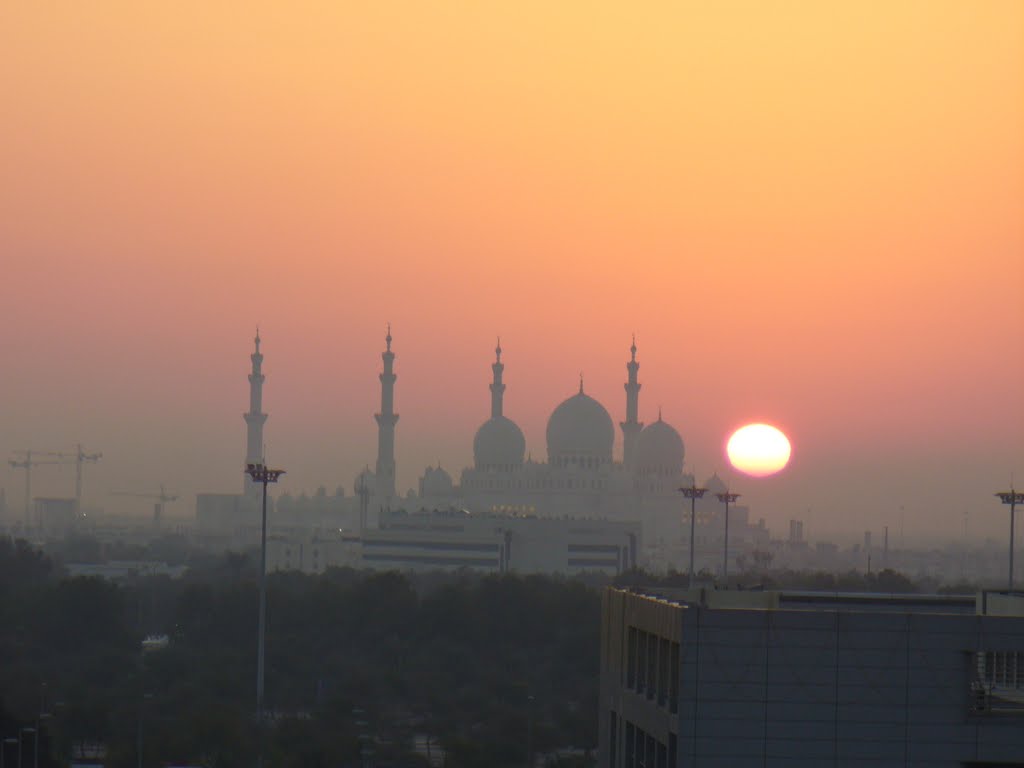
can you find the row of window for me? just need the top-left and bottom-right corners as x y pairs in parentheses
(608, 711), (677, 768)
(625, 626), (680, 713)
(971, 650), (1024, 715)
(466, 475), (609, 491)
(551, 455), (610, 470)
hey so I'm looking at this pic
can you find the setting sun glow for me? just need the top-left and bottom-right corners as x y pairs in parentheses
(727, 425), (792, 478)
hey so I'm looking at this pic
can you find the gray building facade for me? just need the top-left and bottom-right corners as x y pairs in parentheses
(600, 588), (1024, 767)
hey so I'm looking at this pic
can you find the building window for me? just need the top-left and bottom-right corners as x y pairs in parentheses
(658, 637), (670, 707)
(970, 650), (1024, 715)
(627, 627), (637, 688)
(636, 629), (647, 693)
(646, 632), (657, 700)
(669, 641), (680, 714)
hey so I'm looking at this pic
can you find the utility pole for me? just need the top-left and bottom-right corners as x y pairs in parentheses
(715, 491), (741, 581)
(679, 481), (707, 584)
(995, 489), (1024, 592)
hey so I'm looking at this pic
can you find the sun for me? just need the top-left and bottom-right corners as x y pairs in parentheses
(727, 424), (791, 477)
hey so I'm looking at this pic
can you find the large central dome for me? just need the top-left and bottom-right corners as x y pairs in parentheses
(546, 386), (614, 466)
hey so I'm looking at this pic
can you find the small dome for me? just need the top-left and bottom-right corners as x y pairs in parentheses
(705, 472), (728, 495)
(420, 465), (453, 497)
(635, 417), (685, 475)
(473, 416), (526, 470)
(546, 389), (614, 465)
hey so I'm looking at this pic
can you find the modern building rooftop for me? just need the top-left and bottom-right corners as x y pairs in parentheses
(626, 585), (1024, 616)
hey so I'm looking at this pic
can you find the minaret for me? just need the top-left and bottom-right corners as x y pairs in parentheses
(490, 337), (505, 418)
(620, 335), (643, 467)
(374, 324), (398, 505)
(243, 329), (268, 496)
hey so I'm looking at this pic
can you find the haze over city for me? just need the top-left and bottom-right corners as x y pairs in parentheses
(2, 2), (1021, 544)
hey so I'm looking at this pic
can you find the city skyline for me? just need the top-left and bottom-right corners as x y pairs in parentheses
(2, 326), (1020, 544)
(1, 2), (1021, 542)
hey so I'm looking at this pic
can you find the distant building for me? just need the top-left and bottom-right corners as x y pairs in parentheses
(598, 587), (1024, 767)
(34, 497), (79, 538)
(264, 509), (640, 576)
(266, 527), (361, 574)
(196, 493), (256, 532)
(65, 560), (189, 580)
(199, 331), (770, 573)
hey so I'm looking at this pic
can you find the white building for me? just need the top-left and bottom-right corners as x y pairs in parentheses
(263, 510), (640, 576)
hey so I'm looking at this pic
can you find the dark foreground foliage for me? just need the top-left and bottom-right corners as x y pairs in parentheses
(0, 538), (601, 767)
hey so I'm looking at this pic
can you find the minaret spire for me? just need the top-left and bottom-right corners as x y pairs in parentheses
(243, 329), (268, 496)
(620, 334), (643, 467)
(490, 337), (506, 418)
(374, 324), (399, 506)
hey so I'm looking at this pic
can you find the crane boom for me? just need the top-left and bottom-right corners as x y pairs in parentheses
(9, 445), (102, 526)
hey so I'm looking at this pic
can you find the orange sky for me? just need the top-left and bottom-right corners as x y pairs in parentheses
(1, 2), (1021, 541)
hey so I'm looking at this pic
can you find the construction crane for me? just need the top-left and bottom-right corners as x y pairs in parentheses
(8, 444), (102, 525)
(110, 485), (178, 527)
(8, 450), (73, 528)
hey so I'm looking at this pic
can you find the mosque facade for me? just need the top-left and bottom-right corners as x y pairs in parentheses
(358, 332), (769, 565)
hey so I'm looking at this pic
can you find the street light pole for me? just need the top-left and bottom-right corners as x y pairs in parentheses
(995, 489), (1024, 592)
(679, 482), (707, 584)
(715, 492), (741, 581)
(244, 462), (285, 768)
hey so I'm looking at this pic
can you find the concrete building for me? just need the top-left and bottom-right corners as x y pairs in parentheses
(362, 508), (641, 574)
(266, 527), (361, 574)
(599, 587), (1024, 767)
(263, 509), (641, 576)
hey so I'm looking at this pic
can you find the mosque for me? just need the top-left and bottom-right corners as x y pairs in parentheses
(202, 329), (769, 572)
(351, 329), (768, 561)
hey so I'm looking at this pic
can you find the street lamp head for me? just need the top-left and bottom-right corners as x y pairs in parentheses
(679, 485), (708, 499)
(716, 492), (741, 503)
(245, 463), (286, 484)
(995, 491), (1024, 505)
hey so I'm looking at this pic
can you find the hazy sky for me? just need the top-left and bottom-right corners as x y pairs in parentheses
(2, 2), (1021, 542)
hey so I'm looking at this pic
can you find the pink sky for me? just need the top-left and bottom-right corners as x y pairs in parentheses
(1, 2), (1021, 542)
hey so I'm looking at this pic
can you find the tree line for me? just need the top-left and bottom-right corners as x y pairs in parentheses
(0, 536), (601, 767)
